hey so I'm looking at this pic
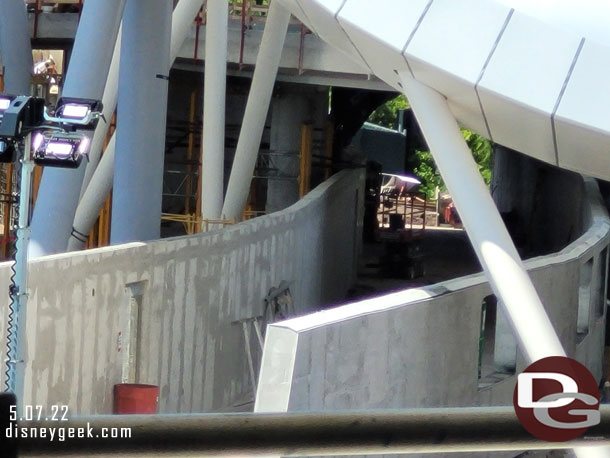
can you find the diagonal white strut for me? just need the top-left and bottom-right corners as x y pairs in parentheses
(402, 75), (609, 458)
(28, 0), (127, 258)
(68, 0), (206, 251)
(201, 0), (229, 224)
(401, 75), (564, 362)
(222, 1), (292, 221)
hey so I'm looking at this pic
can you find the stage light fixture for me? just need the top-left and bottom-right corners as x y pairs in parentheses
(0, 96), (45, 139)
(44, 97), (103, 130)
(32, 132), (92, 168)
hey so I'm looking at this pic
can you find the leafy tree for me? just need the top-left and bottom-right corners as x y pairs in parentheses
(368, 95), (492, 198)
(368, 94), (409, 128)
(414, 129), (492, 198)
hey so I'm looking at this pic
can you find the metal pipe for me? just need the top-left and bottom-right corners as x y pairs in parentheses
(5, 135), (33, 410)
(28, 0), (127, 258)
(0, 0), (32, 95)
(171, 0), (206, 62)
(201, 0), (229, 224)
(111, 0), (172, 244)
(11, 407), (610, 456)
(221, 0), (291, 221)
(69, 0), (206, 251)
(239, 0), (247, 66)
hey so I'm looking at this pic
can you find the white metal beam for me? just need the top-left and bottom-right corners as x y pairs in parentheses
(111, 0), (172, 244)
(201, 0), (229, 224)
(28, 0), (126, 258)
(221, 1), (292, 221)
(0, 0), (32, 95)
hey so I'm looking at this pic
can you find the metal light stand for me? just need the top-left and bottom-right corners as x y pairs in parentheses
(5, 133), (34, 412)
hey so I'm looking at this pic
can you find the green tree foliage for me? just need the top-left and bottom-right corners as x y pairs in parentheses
(414, 129), (492, 198)
(368, 95), (492, 198)
(368, 95), (409, 128)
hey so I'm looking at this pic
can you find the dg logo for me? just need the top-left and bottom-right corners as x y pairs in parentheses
(513, 356), (600, 442)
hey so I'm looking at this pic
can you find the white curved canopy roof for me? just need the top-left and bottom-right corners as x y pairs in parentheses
(277, 0), (610, 180)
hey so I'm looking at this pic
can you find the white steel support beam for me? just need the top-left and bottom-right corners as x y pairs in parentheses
(0, 0), (32, 94)
(69, 0), (205, 251)
(400, 75), (564, 362)
(401, 75), (608, 458)
(79, 28), (122, 200)
(221, 1), (291, 221)
(201, 0), (229, 224)
(80, 0), (205, 197)
(111, 0), (172, 244)
(67, 137), (115, 251)
(28, 0), (126, 258)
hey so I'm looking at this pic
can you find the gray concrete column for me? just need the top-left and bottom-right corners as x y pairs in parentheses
(0, 0), (32, 94)
(28, 0), (126, 258)
(201, 0), (228, 223)
(266, 93), (309, 213)
(111, 0), (172, 244)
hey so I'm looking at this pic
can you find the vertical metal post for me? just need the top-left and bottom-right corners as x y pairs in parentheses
(170, 0), (205, 62)
(186, 91), (197, 234)
(33, 0), (41, 40)
(239, 0), (247, 67)
(222, 1), (291, 221)
(2, 164), (13, 259)
(299, 124), (312, 198)
(5, 134), (34, 411)
(201, 0), (229, 225)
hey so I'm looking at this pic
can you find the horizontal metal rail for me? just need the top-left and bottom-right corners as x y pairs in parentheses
(3, 407), (609, 456)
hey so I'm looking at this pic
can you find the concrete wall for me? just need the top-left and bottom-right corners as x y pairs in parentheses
(256, 178), (609, 457)
(0, 169), (364, 415)
(492, 146), (584, 257)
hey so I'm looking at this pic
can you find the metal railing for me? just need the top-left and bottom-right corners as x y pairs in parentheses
(1, 406), (608, 456)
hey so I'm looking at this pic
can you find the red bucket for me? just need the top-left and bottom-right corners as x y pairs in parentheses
(113, 384), (159, 414)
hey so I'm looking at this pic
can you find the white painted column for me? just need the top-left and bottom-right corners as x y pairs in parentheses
(79, 29), (122, 199)
(0, 0), (32, 94)
(69, 0), (205, 251)
(397, 77), (609, 456)
(400, 75), (565, 362)
(201, 0), (228, 223)
(81, 0), (205, 196)
(398, 84), (610, 458)
(28, 0), (126, 258)
(67, 137), (115, 251)
(111, 0), (172, 244)
(222, 1), (291, 221)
